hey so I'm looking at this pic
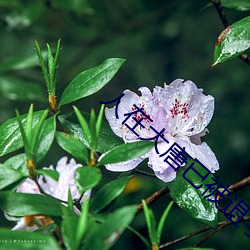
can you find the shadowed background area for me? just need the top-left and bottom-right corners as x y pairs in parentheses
(0, 0), (249, 249)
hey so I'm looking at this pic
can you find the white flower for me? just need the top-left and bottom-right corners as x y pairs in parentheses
(12, 157), (90, 231)
(103, 79), (219, 182)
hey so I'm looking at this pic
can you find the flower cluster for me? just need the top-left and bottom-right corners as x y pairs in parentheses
(103, 79), (219, 182)
(11, 157), (89, 231)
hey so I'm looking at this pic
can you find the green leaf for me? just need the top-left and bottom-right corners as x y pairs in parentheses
(76, 201), (89, 248)
(36, 116), (56, 162)
(96, 104), (105, 140)
(127, 226), (151, 248)
(91, 176), (132, 213)
(0, 111), (44, 157)
(75, 167), (102, 194)
(90, 109), (97, 150)
(83, 205), (137, 250)
(0, 228), (60, 250)
(62, 201), (89, 250)
(142, 200), (157, 245)
(213, 16), (250, 65)
(67, 188), (74, 213)
(52, 0), (93, 14)
(35, 40), (50, 90)
(30, 109), (49, 158)
(221, 0), (250, 11)
(56, 131), (89, 165)
(36, 169), (59, 181)
(0, 51), (47, 74)
(168, 158), (218, 228)
(4, 154), (28, 175)
(157, 200), (174, 244)
(0, 192), (65, 216)
(0, 164), (27, 190)
(0, 76), (46, 102)
(73, 106), (91, 148)
(97, 141), (154, 166)
(25, 104), (34, 143)
(59, 58), (125, 106)
(59, 112), (123, 153)
(62, 215), (80, 250)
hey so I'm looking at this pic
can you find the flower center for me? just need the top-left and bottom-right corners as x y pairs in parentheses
(131, 103), (152, 123)
(170, 99), (190, 122)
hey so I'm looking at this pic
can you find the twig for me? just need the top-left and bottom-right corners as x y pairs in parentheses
(134, 169), (157, 178)
(159, 225), (212, 249)
(193, 217), (250, 247)
(136, 186), (170, 215)
(159, 175), (250, 248)
(211, 0), (250, 66)
(160, 218), (250, 249)
(228, 176), (250, 193)
(211, 0), (230, 27)
(33, 177), (68, 204)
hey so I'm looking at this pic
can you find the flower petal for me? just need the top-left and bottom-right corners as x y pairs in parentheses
(39, 157), (82, 201)
(153, 79), (214, 137)
(105, 88), (156, 142)
(16, 178), (40, 194)
(105, 156), (146, 172)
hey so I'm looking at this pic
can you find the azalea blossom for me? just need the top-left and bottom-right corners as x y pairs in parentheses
(103, 79), (219, 182)
(11, 157), (89, 231)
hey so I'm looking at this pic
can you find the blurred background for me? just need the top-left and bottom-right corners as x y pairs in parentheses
(0, 0), (249, 249)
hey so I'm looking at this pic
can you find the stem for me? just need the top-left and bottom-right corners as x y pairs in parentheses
(159, 175), (250, 248)
(159, 225), (212, 249)
(193, 217), (250, 247)
(228, 176), (250, 193)
(136, 186), (169, 215)
(134, 169), (157, 178)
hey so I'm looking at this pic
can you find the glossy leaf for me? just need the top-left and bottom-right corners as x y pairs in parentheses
(59, 58), (125, 106)
(221, 0), (250, 11)
(83, 205), (137, 250)
(168, 158), (218, 228)
(0, 192), (65, 216)
(0, 111), (44, 157)
(36, 169), (59, 181)
(0, 76), (46, 102)
(97, 141), (154, 166)
(91, 176), (132, 213)
(4, 153), (28, 175)
(75, 167), (102, 194)
(36, 116), (56, 162)
(96, 104), (105, 140)
(89, 108), (97, 150)
(73, 106), (91, 147)
(0, 164), (27, 190)
(59, 113), (123, 153)
(142, 200), (157, 245)
(56, 131), (89, 165)
(157, 201), (174, 244)
(0, 228), (60, 250)
(213, 16), (250, 65)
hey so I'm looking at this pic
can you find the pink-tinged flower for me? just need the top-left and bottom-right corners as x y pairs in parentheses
(103, 79), (219, 182)
(11, 157), (90, 231)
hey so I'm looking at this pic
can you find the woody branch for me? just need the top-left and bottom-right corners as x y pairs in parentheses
(136, 175), (250, 246)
